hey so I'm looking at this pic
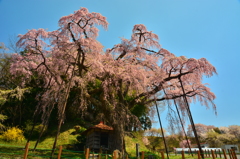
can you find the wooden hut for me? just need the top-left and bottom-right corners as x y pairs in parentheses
(82, 122), (113, 151)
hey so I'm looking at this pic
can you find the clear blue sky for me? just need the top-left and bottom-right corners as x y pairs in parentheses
(1, 0), (240, 129)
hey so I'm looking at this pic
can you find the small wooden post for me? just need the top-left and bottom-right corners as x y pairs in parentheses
(126, 154), (129, 159)
(208, 149), (211, 157)
(215, 149), (218, 158)
(57, 146), (63, 159)
(85, 148), (90, 159)
(23, 142), (30, 159)
(229, 150), (232, 159)
(141, 151), (144, 159)
(92, 150), (94, 159)
(197, 150), (201, 159)
(113, 150), (117, 159)
(211, 149), (216, 159)
(182, 150), (185, 159)
(230, 149), (237, 159)
(229, 150), (234, 159)
(160, 151), (165, 159)
(228, 149), (232, 159)
(222, 149), (228, 159)
(136, 144), (140, 158)
(105, 151), (108, 159)
(219, 149), (222, 158)
(98, 147), (102, 159)
(233, 149), (237, 159)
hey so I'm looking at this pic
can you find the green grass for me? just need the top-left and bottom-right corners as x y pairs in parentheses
(0, 128), (84, 158)
(0, 145), (85, 159)
(167, 155), (223, 159)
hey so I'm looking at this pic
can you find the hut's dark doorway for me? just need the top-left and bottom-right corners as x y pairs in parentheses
(100, 132), (108, 148)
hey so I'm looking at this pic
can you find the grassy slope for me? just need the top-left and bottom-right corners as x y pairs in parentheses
(0, 128), (83, 158)
(125, 131), (151, 156)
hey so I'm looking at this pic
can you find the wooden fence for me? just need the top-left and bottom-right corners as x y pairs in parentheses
(175, 149), (238, 159)
(22, 142), (239, 159)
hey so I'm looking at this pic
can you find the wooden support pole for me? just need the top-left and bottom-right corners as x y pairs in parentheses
(57, 145), (63, 159)
(155, 101), (169, 159)
(208, 150), (211, 157)
(222, 149), (228, 159)
(228, 149), (232, 159)
(211, 150), (216, 159)
(215, 149), (218, 158)
(197, 151), (201, 159)
(85, 148), (90, 159)
(23, 142), (30, 159)
(141, 151), (144, 159)
(160, 151), (165, 159)
(219, 149), (222, 158)
(182, 150), (185, 159)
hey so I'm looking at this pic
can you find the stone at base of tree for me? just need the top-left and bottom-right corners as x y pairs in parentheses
(113, 149), (122, 159)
